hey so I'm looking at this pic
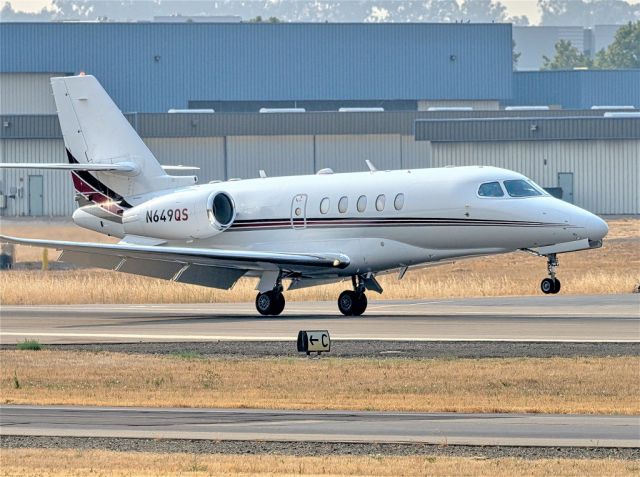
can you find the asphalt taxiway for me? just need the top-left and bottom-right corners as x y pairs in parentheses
(0, 294), (638, 344)
(2, 406), (638, 448)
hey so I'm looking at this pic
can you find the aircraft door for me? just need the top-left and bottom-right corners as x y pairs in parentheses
(290, 194), (308, 230)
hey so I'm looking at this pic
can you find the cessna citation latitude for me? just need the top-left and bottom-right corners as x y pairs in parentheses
(0, 75), (609, 316)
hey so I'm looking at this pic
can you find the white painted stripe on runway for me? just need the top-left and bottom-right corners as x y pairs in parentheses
(3, 305), (637, 317)
(1, 332), (638, 343)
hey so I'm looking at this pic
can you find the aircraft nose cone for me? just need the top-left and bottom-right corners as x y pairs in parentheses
(586, 215), (609, 240)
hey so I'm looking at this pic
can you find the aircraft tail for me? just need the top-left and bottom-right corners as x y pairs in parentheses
(50, 74), (196, 204)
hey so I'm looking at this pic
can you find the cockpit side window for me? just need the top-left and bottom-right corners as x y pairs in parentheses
(478, 181), (505, 197)
(504, 179), (543, 197)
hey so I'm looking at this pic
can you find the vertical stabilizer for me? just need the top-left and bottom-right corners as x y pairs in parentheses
(51, 75), (195, 198)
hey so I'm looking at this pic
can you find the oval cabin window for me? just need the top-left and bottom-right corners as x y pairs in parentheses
(320, 197), (330, 214)
(357, 195), (367, 213)
(375, 194), (386, 211)
(338, 196), (348, 213)
(394, 193), (404, 210)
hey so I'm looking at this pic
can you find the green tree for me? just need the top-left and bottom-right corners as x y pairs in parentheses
(248, 15), (281, 23)
(513, 40), (521, 70)
(594, 21), (640, 69)
(542, 39), (593, 70)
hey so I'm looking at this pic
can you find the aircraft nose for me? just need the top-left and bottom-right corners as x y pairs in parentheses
(586, 214), (609, 240)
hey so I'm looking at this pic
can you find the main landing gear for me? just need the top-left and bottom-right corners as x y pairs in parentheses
(254, 273), (378, 317)
(255, 289), (285, 316)
(540, 253), (561, 295)
(255, 273), (285, 316)
(338, 276), (368, 316)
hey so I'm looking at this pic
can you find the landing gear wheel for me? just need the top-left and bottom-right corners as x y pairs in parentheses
(338, 290), (368, 316)
(271, 292), (286, 315)
(338, 290), (356, 316)
(540, 278), (560, 295)
(255, 291), (285, 316)
(351, 293), (368, 316)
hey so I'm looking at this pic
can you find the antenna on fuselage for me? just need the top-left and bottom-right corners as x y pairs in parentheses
(365, 160), (377, 172)
(259, 170), (267, 178)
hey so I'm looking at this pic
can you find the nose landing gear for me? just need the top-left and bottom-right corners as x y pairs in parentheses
(540, 254), (561, 294)
(338, 276), (368, 316)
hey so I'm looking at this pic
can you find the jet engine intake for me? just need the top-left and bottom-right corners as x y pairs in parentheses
(207, 192), (236, 231)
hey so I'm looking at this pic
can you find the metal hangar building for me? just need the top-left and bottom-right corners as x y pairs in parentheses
(0, 22), (638, 216)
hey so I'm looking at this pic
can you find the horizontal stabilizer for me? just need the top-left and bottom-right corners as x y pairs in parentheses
(161, 165), (200, 171)
(0, 162), (139, 173)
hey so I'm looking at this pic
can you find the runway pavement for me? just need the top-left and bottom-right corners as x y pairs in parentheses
(0, 295), (638, 344)
(1, 405), (638, 448)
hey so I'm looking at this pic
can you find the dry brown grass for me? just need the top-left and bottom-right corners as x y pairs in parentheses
(0, 218), (638, 304)
(1, 449), (638, 477)
(2, 351), (638, 414)
(0, 220), (118, 262)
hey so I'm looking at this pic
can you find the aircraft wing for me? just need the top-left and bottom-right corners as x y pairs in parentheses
(0, 235), (350, 290)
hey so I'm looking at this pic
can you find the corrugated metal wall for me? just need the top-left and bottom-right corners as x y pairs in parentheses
(315, 135), (402, 172)
(0, 23), (513, 113)
(401, 136), (432, 169)
(227, 135), (314, 179)
(1, 135), (636, 216)
(415, 117), (640, 142)
(145, 137), (225, 183)
(511, 70), (640, 109)
(0, 73), (63, 114)
(432, 139), (640, 214)
(1, 110), (622, 141)
(0, 139), (75, 216)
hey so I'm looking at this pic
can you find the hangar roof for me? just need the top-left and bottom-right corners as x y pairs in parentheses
(0, 110), (630, 140)
(414, 117), (640, 142)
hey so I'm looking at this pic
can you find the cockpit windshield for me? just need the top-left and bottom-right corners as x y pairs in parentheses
(503, 179), (544, 197)
(478, 181), (505, 197)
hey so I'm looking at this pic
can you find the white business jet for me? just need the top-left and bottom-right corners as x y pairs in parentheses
(0, 75), (608, 316)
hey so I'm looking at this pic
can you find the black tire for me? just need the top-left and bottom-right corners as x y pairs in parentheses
(271, 292), (286, 315)
(338, 290), (356, 316)
(551, 278), (561, 294)
(540, 278), (555, 294)
(351, 293), (368, 316)
(255, 291), (274, 315)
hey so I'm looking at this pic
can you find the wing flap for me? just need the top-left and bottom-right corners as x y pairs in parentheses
(59, 250), (245, 289)
(116, 257), (185, 280)
(59, 250), (123, 269)
(175, 264), (246, 289)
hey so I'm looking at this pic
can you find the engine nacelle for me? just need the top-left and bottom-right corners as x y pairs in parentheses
(72, 207), (125, 238)
(122, 189), (236, 240)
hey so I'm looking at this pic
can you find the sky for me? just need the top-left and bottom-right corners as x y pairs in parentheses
(6, 0), (640, 25)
